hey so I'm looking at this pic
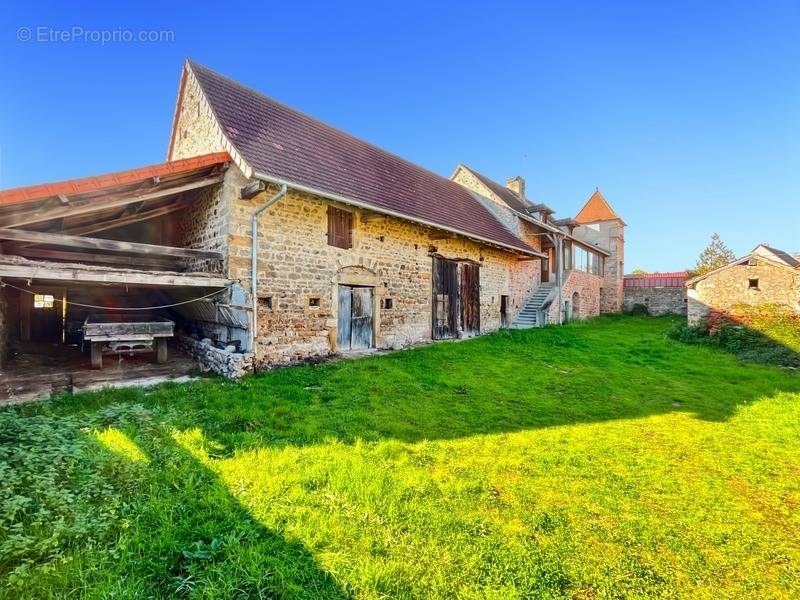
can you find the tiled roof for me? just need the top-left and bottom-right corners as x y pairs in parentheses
(756, 244), (800, 268)
(574, 190), (621, 223)
(628, 271), (689, 278)
(624, 272), (689, 287)
(188, 62), (536, 255)
(0, 152), (231, 206)
(459, 166), (530, 214)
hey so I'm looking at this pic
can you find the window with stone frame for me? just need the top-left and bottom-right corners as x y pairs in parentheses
(327, 206), (353, 249)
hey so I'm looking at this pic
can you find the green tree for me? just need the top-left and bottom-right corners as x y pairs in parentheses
(691, 233), (736, 276)
(631, 268), (647, 275)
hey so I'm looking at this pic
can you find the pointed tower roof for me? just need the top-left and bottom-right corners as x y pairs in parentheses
(574, 189), (623, 224)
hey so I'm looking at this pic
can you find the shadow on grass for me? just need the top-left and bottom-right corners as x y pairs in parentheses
(0, 404), (349, 599)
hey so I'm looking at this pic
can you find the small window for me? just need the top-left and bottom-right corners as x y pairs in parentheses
(748, 277), (759, 289)
(382, 298), (393, 309)
(34, 294), (54, 309)
(259, 296), (272, 310)
(309, 297), (321, 308)
(327, 206), (353, 249)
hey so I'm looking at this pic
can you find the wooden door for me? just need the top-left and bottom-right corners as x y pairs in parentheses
(337, 285), (374, 350)
(460, 262), (480, 335)
(432, 257), (458, 339)
(350, 287), (373, 349)
(541, 253), (550, 283)
(337, 286), (352, 349)
(500, 295), (509, 327)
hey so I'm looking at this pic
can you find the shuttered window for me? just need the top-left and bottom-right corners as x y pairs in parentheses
(327, 206), (353, 249)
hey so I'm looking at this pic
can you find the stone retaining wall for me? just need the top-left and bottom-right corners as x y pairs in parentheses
(176, 333), (253, 378)
(623, 287), (687, 316)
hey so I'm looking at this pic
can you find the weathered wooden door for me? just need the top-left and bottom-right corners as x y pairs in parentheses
(432, 257), (459, 339)
(337, 285), (374, 350)
(460, 262), (480, 335)
(350, 287), (373, 349)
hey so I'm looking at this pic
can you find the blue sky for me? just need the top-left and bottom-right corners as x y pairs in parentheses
(1, 1), (798, 271)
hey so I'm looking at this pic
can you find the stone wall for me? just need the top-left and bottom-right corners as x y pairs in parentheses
(226, 186), (525, 368)
(624, 287), (687, 316)
(174, 166), (248, 273)
(687, 259), (800, 325)
(450, 167), (523, 236)
(176, 333), (253, 378)
(548, 269), (603, 323)
(169, 65), (231, 162)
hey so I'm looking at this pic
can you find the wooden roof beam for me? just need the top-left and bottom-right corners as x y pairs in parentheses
(12, 247), (186, 270)
(0, 259), (231, 288)
(0, 174), (224, 228)
(64, 202), (186, 236)
(0, 227), (223, 261)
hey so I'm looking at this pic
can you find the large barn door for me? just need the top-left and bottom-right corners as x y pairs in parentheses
(432, 257), (459, 340)
(460, 262), (480, 336)
(337, 285), (374, 350)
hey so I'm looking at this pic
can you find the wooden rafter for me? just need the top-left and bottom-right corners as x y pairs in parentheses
(13, 248), (186, 270)
(0, 258), (231, 288)
(0, 227), (222, 260)
(0, 175), (223, 228)
(63, 202), (187, 236)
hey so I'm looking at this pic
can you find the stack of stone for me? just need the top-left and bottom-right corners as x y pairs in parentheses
(176, 333), (253, 379)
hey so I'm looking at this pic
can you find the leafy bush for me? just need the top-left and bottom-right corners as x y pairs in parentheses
(669, 304), (800, 368)
(628, 303), (649, 316)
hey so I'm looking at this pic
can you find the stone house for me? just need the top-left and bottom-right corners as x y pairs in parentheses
(0, 59), (626, 387)
(686, 244), (800, 325)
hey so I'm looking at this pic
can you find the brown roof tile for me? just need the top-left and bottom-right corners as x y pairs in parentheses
(189, 62), (536, 255)
(574, 189), (622, 224)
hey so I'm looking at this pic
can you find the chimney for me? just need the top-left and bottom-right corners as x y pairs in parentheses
(506, 176), (525, 200)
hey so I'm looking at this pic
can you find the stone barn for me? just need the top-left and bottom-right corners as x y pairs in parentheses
(0, 58), (629, 399)
(685, 244), (800, 325)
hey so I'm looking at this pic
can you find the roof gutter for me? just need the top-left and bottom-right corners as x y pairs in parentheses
(250, 183), (288, 364)
(253, 171), (545, 259)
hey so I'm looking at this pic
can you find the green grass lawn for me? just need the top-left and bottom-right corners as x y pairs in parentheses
(2, 316), (800, 599)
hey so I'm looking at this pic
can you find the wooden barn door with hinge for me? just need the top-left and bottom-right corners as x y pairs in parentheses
(337, 285), (374, 350)
(432, 256), (459, 340)
(460, 262), (480, 336)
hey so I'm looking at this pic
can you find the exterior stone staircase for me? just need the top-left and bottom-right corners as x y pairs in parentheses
(510, 284), (554, 329)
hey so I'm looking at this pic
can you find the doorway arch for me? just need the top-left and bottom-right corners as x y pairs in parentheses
(571, 291), (580, 321)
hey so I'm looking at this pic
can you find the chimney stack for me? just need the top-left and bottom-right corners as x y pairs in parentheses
(506, 176), (525, 200)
